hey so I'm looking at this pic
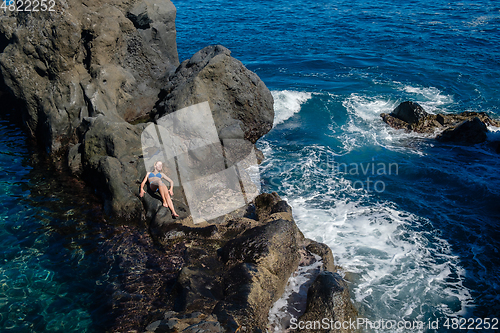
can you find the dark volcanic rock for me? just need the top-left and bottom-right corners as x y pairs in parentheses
(436, 117), (488, 144)
(381, 101), (499, 144)
(217, 218), (303, 330)
(0, 2), (274, 221)
(392, 101), (428, 124)
(0, 0), (179, 153)
(380, 112), (411, 131)
(80, 116), (145, 220)
(155, 45), (274, 144)
(306, 240), (338, 273)
(145, 311), (222, 333)
(254, 191), (292, 221)
(142, 193), (356, 333)
(299, 271), (358, 333)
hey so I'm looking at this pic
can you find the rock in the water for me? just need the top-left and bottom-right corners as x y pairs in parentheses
(436, 117), (488, 144)
(306, 239), (338, 273)
(381, 101), (499, 145)
(380, 112), (410, 131)
(391, 101), (428, 124)
(155, 45), (274, 144)
(141, 193), (357, 333)
(254, 191), (292, 221)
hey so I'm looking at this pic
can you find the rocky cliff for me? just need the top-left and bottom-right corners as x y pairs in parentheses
(1, 0), (273, 220)
(0, 1), (356, 331)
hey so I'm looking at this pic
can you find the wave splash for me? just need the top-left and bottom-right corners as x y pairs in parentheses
(272, 90), (313, 126)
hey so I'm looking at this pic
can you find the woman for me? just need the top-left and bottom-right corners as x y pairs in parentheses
(139, 161), (179, 217)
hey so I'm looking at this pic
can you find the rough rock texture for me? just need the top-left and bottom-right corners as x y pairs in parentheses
(0, 2), (275, 221)
(0, 0), (178, 153)
(381, 101), (499, 144)
(299, 271), (358, 333)
(145, 312), (223, 333)
(436, 117), (488, 144)
(0, 3), (274, 220)
(155, 45), (274, 144)
(142, 193), (357, 333)
(218, 217), (303, 329)
(392, 101), (428, 125)
(80, 116), (148, 219)
(305, 240), (339, 273)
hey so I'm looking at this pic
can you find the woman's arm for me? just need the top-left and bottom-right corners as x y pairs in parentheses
(139, 174), (148, 197)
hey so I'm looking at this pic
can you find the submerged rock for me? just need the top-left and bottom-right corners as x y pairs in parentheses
(381, 101), (499, 144)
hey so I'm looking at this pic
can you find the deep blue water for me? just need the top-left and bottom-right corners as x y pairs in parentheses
(1, 0), (500, 331)
(176, 0), (500, 330)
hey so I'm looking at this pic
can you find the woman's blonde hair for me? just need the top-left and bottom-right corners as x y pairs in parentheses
(152, 161), (162, 171)
(152, 161), (170, 174)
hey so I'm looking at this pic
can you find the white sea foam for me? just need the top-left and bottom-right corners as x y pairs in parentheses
(285, 182), (473, 331)
(258, 140), (475, 327)
(259, 88), (476, 331)
(400, 85), (455, 113)
(272, 90), (313, 126)
(487, 125), (500, 140)
(341, 93), (430, 155)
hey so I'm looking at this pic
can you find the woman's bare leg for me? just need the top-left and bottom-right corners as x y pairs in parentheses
(158, 186), (179, 217)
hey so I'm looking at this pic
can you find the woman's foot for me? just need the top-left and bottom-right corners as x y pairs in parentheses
(172, 212), (179, 218)
(163, 202), (169, 208)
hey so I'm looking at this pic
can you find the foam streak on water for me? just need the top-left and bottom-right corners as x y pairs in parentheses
(260, 146), (474, 329)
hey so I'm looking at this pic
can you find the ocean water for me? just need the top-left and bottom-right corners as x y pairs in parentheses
(0, 117), (100, 332)
(1, 0), (500, 331)
(0, 113), (173, 332)
(175, 0), (499, 331)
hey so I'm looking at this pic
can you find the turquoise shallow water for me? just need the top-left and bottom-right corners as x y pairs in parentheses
(0, 112), (185, 332)
(0, 115), (114, 332)
(1, 0), (500, 331)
